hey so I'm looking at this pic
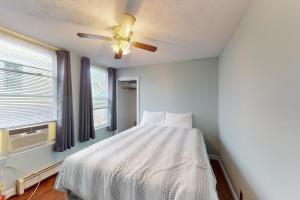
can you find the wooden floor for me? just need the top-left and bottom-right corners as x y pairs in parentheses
(10, 159), (233, 200)
(210, 159), (234, 200)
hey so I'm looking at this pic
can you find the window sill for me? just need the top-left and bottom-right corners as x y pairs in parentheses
(95, 124), (109, 130)
(0, 141), (55, 162)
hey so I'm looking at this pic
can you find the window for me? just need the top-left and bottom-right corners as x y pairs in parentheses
(90, 66), (108, 128)
(0, 33), (57, 128)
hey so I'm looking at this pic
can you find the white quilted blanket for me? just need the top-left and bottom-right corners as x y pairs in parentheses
(55, 125), (218, 200)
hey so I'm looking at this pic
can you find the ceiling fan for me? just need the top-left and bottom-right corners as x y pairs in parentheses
(77, 13), (157, 59)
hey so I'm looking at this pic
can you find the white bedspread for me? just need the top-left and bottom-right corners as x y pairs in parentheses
(55, 125), (219, 200)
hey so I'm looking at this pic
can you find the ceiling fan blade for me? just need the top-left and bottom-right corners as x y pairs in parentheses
(132, 41), (157, 52)
(114, 49), (123, 59)
(77, 33), (113, 41)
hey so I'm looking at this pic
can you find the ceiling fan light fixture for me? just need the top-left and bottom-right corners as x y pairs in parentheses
(112, 40), (130, 55)
(122, 47), (130, 55)
(112, 43), (120, 53)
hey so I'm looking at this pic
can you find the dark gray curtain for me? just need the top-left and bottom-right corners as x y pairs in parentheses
(79, 57), (95, 142)
(108, 68), (117, 131)
(54, 50), (74, 152)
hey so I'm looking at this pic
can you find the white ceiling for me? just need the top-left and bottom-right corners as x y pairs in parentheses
(0, 0), (250, 68)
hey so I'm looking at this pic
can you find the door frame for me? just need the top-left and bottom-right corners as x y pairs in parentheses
(116, 76), (140, 133)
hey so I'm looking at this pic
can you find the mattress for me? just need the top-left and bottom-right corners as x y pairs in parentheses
(55, 125), (219, 200)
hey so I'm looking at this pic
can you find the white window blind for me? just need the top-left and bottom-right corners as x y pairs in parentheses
(90, 66), (108, 127)
(0, 33), (57, 128)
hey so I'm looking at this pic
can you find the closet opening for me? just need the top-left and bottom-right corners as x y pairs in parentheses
(117, 77), (139, 133)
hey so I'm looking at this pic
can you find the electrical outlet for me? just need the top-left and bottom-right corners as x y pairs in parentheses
(239, 190), (243, 200)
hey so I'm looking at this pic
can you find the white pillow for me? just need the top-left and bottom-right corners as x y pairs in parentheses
(163, 112), (193, 129)
(140, 111), (165, 127)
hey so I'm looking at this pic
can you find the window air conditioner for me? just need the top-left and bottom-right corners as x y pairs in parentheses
(2, 123), (49, 153)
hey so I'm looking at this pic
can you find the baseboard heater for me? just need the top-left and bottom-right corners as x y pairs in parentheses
(16, 161), (63, 195)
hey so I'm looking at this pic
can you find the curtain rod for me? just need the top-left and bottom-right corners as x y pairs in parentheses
(0, 25), (61, 52)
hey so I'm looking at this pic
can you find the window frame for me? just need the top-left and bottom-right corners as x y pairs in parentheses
(90, 65), (109, 129)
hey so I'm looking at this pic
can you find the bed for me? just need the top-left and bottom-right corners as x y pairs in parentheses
(55, 125), (219, 200)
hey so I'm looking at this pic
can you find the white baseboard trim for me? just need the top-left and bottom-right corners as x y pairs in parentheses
(209, 154), (219, 160)
(5, 161), (62, 199)
(209, 154), (238, 200)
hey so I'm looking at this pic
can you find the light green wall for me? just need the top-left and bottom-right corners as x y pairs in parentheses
(0, 52), (112, 190)
(219, 0), (300, 199)
(117, 58), (219, 154)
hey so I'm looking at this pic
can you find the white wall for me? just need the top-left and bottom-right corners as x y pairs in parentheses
(1, 52), (112, 191)
(117, 58), (219, 154)
(219, 0), (300, 199)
